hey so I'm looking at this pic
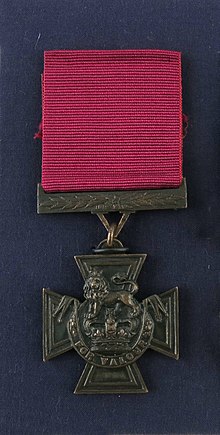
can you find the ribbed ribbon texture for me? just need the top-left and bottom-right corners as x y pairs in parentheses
(42, 49), (182, 192)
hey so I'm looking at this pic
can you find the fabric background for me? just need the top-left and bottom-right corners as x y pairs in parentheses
(1, 0), (219, 434)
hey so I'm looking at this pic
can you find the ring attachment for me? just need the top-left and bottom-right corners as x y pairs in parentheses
(107, 224), (117, 247)
(93, 238), (128, 254)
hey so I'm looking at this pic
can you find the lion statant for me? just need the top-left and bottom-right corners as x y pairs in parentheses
(83, 268), (140, 319)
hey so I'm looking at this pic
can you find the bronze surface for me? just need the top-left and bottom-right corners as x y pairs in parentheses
(43, 249), (179, 394)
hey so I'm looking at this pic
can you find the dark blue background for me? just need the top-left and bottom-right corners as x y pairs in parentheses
(1, 0), (219, 434)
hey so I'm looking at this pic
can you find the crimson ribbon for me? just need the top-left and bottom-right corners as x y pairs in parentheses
(40, 49), (183, 192)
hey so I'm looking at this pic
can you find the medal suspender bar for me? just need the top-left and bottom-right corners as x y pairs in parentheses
(37, 49), (187, 394)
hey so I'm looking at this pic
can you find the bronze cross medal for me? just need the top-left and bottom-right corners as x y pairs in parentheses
(43, 213), (179, 394)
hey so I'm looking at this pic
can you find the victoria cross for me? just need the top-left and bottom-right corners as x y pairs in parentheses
(43, 249), (179, 394)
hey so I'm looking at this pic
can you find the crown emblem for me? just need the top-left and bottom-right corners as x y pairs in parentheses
(89, 307), (135, 353)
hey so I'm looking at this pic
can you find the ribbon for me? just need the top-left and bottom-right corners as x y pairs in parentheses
(40, 49), (183, 192)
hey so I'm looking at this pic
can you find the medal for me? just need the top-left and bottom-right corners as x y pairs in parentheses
(36, 49), (187, 394)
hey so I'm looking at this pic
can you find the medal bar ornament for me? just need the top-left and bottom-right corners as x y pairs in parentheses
(37, 49), (187, 394)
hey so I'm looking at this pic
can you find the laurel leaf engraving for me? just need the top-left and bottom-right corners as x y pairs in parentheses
(38, 181), (187, 213)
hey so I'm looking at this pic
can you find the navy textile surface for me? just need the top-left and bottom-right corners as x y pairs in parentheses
(1, 1), (219, 434)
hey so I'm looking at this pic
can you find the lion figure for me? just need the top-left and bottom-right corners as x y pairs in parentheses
(83, 269), (140, 319)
